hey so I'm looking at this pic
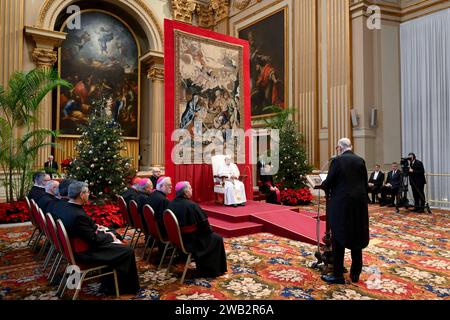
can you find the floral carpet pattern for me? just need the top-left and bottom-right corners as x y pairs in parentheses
(0, 204), (449, 300)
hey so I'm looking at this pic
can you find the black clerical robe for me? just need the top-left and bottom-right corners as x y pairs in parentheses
(167, 196), (227, 277)
(321, 151), (370, 250)
(121, 187), (139, 206)
(52, 201), (140, 294)
(27, 186), (46, 203)
(37, 193), (59, 215)
(138, 190), (169, 237)
(259, 175), (281, 204)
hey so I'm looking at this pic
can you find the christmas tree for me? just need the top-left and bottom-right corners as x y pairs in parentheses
(264, 107), (313, 189)
(67, 98), (135, 201)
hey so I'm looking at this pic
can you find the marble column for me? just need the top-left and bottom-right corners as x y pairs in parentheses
(142, 51), (165, 171)
(25, 26), (66, 169)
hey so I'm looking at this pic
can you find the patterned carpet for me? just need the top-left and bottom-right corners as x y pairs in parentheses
(0, 204), (449, 300)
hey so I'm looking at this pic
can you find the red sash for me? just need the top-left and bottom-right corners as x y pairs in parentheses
(181, 224), (198, 234)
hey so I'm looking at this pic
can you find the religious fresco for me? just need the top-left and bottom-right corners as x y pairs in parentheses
(58, 10), (140, 138)
(239, 8), (286, 119)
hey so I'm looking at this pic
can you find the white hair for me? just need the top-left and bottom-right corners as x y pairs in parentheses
(338, 138), (352, 152)
(45, 180), (59, 194)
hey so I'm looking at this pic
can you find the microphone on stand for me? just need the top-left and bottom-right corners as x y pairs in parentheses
(312, 155), (336, 268)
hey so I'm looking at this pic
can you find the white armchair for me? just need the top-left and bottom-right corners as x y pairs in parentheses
(211, 154), (226, 204)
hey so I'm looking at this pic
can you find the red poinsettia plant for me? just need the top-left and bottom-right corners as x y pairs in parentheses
(0, 201), (30, 223)
(280, 187), (313, 206)
(61, 158), (73, 174)
(83, 203), (124, 229)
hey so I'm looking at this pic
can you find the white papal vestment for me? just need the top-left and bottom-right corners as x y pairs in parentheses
(217, 163), (247, 205)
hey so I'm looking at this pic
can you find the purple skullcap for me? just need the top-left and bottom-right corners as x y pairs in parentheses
(156, 176), (170, 190)
(139, 178), (150, 187)
(175, 181), (188, 193)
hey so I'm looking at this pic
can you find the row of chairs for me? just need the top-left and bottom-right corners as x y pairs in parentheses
(25, 197), (120, 300)
(117, 196), (193, 283)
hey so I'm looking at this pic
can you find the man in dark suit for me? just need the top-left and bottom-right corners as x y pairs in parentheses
(321, 138), (370, 284)
(367, 165), (385, 204)
(53, 181), (140, 294)
(44, 155), (59, 174)
(380, 162), (401, 207)
(149, 168), (162, 190)
(408, 153), (427, 213)
(27, 172), (51, 203)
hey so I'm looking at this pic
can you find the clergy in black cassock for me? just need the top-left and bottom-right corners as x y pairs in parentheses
(53, 181), (140, 295)
(121, 177), (142, 205)
(320, 138), (369, 285)
(259, 165), (281, 204)
(37, 180), (60, 214)
(167, 181), (227, 278)
(138, 176), (172, 238)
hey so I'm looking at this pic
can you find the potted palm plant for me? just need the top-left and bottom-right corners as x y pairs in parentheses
(0, 68), (71, 207)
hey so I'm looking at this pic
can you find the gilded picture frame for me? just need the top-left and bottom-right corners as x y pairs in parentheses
(57, 9), (141, 139)
(237, 6), (288, 120)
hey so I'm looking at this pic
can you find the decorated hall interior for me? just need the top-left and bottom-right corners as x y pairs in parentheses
(0, 0), (449, 302)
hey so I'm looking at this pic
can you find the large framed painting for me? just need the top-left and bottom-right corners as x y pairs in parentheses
(164, 19), (253, 203)
(238, 7), (287, 119)
(57, 10), (140, 138)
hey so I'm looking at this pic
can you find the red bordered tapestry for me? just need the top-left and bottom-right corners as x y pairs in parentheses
(164, 19), (253, 202)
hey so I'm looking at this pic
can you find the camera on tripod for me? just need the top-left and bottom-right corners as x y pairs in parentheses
(400, 157), (410, 173)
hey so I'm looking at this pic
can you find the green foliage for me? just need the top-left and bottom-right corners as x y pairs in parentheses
(0, 68), (71, 201)
(264, 106), (313, 189)
(67, 99), (135, 201)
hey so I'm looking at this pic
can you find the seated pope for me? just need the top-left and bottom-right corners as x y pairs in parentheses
(217, 155), (247, 207)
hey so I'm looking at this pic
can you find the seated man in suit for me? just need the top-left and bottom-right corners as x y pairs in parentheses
(380, 162), (401, 207)
(37, 180), (59, 214)
(367, 164), (385, 204)
(44, 155), (59, 174)
(28, 172), (51, 203)
(259, 164), (281, 204)
(167, 181), (227, 278)
(53, 181), (140, 295)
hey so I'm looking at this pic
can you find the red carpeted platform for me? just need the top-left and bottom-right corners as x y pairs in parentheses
(201, 200), (326, 245)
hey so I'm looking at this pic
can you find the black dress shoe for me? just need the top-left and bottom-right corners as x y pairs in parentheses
(232, 204), (238, 208)
(239, 203), (245, 206)
(350, 273), (360, 283)
(321, 274), (345, 284)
